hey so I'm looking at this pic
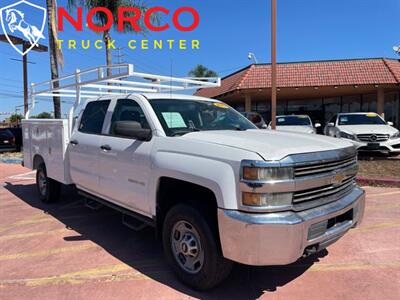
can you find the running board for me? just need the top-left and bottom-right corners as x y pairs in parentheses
(78, 190), (155, 230)
(84, 198), (104, 210)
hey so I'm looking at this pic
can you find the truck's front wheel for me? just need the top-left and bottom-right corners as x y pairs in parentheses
(162, 204), (233, 290)
(36, 163), (61, 203)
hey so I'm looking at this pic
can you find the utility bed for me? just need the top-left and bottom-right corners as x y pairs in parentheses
(22, 119), (72, 184)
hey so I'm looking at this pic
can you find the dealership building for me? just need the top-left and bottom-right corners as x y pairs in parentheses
(195, 58), (400, 129)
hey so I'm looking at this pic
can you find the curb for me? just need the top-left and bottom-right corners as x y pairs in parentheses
(357, 176), (400, 188)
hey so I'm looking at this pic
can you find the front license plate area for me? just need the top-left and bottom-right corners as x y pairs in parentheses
(367, 143), (380, 150)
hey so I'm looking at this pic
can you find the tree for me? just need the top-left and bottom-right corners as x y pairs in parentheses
(188, 65), (218, 78)
(32, 112), (53, 119)
(9, 113), (23, 123)
(45, 0), (64, 119)
(67, 0), (158, 77)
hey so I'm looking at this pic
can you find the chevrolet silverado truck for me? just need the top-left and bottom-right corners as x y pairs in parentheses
(22, 66), (365, 290)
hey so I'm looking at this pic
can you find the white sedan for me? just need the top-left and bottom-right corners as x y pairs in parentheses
(268, 115), (320, 134)
(324, 112), (400, 155)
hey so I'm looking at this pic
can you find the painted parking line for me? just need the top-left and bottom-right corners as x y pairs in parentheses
(0, 244), (98, 261)
(368, 191), (400, 197)
(0, 228), (71, 241)
(308, 260), (400, 272)
(0, 211), (116, 234)
(0, 260), (398, 288)
(0, 263), (154, 287)
(352, 221), (400, 233)
(7, 171), (36, 181)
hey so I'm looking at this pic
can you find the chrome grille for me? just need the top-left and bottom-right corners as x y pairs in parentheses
(356, 134), (389, 142)
(294, 155), (357, 178)
(293, 176), (356, 204)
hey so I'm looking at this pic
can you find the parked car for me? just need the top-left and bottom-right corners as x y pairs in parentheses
(241, 112), (267, 128)
(268, 115), (320, 134)
(324, 112), (400, 155)
(5, 127), (22, 151)
(0, 129), (17, 152)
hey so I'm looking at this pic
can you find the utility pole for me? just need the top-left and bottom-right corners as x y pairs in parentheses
(113, 47), (126, 64)
(0, 34), (48, 116)
(270, 0), (277, 130)
(113, 47), (126, 91)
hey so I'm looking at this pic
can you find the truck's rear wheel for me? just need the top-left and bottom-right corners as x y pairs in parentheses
(36, 163), (61, 203)
(162, 204), (233, 290)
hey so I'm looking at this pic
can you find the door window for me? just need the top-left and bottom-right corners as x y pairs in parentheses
(109, 99), (150, 135)
(79, 100), (111, 134)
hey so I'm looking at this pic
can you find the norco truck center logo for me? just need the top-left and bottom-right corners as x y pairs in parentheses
(1, 0), (200, 55)
(0, 0), (46, 56)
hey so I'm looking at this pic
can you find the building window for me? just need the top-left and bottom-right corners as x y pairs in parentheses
(323, 97), (341, 125)
(385, 92), (399, 128)
(342, 95), (361, 112)
(361, 94), (377, 112)
(286, 99), (323, 123)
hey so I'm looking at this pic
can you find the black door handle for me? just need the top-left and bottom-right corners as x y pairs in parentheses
(70, 140), (79, 145)
(100, 144), (112, 151)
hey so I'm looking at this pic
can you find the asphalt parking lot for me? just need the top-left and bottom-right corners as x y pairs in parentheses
(0, 163), (399, 300)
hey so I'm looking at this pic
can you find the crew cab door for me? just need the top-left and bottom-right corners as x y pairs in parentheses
(98, 98), (154, 216)
(68, 100), (111, 194)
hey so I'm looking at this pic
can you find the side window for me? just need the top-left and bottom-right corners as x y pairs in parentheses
(109, 99), (150, 135)
(79, 100), (110, 134)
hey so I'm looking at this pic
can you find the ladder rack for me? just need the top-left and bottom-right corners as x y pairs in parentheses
(26, 64), (221, 134)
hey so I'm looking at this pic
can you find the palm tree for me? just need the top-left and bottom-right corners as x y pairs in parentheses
(67, 0), (157, 77)
(188, 65), (218, 78)
(45, 0), (64, 119)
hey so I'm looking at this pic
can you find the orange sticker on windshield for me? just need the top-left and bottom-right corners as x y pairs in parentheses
(213, 102), (229, 108)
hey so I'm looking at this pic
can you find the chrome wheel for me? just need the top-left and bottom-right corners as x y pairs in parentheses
(37, 169), (47, 196)
(171, 220), (204, 274)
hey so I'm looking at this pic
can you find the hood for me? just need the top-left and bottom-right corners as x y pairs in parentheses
(182, 129), (353, 161)
(338, 125), (398, 135)
(275, 125), (315, 134)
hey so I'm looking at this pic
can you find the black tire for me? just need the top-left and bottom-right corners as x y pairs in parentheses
(36, 163), (61, 203)
(162, 204), (233, 290)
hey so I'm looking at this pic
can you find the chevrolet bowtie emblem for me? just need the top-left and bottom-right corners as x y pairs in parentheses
(332, 172), (345, 185)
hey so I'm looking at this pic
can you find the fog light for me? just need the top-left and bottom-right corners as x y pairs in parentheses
(242, 192), (293, 207)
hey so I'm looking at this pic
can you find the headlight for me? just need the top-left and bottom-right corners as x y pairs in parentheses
(242, 192), (293, 207)
(242, 167), (293, 181)
(391, 131), (400, 139)
(339, 131), (356, 140)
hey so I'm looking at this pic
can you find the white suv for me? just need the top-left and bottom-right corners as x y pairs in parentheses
(324, 112), (400, 155)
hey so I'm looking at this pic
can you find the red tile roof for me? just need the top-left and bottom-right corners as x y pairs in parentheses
(195, 58), (400, 98)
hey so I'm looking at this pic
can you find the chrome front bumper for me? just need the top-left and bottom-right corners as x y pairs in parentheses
(218, 187), (365, 266)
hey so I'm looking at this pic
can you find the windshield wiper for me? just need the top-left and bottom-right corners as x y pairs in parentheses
(171, 128), (200, 137)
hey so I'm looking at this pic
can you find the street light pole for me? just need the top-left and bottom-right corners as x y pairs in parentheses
(270, 0), (277, 130)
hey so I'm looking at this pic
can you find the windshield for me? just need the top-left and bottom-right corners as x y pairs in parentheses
(149, 99), (257, 136)
(276, 116), (311, 126)
(338, 114), (386, 125)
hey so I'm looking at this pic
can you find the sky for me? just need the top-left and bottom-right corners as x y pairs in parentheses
(0, 0), (399, 120)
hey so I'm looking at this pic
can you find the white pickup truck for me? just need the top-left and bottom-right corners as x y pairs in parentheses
(22, 65), (365, 290)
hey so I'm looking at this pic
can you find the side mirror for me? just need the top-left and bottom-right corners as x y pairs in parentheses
(327, 122), (334, 127)
(387, 121), (394, 126)
(315, 123), (321, 128)
(113, 121), (152, 141)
